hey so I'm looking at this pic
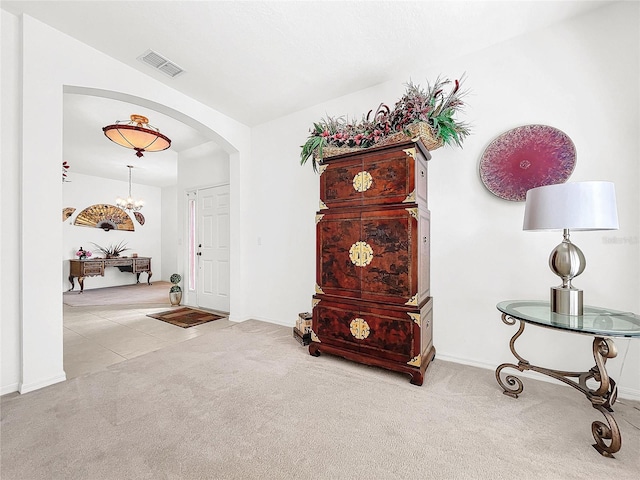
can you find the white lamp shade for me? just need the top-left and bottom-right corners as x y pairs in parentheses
(523, 181), (619, 231)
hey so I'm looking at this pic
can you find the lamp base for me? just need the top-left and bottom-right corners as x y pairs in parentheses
(550, 286), (583, 316)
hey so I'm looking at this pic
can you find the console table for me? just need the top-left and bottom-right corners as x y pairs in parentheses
(495, 300), (639, 457)
(68, 257), (152, 293)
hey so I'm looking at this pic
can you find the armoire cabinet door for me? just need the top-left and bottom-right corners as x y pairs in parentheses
(319, 156), (364, 210)
(319, 141), (430, 210)
(316, 209), (362, 299)
(356, 307), (415, 362)
(317, 206), (428, 305)
(360, 207), (417, 304)
(312, 297), (362, 351)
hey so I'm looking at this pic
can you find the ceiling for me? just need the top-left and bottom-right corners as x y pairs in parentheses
(3, 0), (612, 186)
(63, 94), (214, 186)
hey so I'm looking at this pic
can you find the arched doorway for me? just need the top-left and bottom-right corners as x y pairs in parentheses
(61, 88), (234, 379)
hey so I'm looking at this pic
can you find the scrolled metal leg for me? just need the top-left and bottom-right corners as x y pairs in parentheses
(591, 405), (621, 457)
(589, 337), (618, 401)
(495, 363), (524, 398)
(584, 337), (621, 457)
(495, 315), (529, 397)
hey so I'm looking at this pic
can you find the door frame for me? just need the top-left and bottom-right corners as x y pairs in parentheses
(183, 183), (230, 310)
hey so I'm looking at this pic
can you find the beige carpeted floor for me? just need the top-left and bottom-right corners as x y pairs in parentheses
(63, 281), (172, 307)
(1, 320), (639, 479)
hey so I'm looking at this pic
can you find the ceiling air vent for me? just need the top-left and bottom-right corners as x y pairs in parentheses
(137, 49), (185, 78)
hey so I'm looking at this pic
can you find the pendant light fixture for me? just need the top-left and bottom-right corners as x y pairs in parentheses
(103, 114), (171, 158)
(117, 165), (144, 212)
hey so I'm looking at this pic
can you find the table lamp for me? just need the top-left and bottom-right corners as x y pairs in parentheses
(523, 181), (619, 315)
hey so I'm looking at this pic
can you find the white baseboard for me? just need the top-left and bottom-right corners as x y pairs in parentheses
(436, 353), (640, 402)
(618, 385), (640, 402)
(1, 383), (20, 396)
(246, 315), (292, 328)
(19, 373), (66, 394)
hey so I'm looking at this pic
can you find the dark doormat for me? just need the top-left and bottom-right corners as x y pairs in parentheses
(147, 307), (225, 328)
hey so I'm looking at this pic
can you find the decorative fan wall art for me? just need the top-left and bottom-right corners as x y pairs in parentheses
(62, 207), (76, 222)
(74, 204), (135, 231)
(479, 125), (576, 201)
(134, 212), (145, 225)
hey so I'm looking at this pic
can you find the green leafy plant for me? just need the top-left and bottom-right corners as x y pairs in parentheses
(300, 75), (471, 171)
(170, 273), (182, 293)
(90, 240), (129, 258)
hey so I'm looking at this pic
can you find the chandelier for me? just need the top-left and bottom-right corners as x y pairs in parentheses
(117, 165), (143, 212)
(103, 114), (171, 158)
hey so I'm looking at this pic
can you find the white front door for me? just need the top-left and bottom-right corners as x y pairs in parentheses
(196, 185), (230, 312)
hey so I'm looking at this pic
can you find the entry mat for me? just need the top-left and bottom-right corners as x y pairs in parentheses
(147, 307), (225, 328)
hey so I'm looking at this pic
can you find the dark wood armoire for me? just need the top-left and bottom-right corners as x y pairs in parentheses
(309, 139), (435, 385)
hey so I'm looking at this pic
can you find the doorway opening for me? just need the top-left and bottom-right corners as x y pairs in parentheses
(60, 88), (237, 384)
(187, 184), (231, 313)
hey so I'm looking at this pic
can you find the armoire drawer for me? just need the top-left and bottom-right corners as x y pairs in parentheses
(312, 296), (432, 364)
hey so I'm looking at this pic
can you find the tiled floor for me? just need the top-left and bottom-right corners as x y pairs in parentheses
(63, 304), (233, 380)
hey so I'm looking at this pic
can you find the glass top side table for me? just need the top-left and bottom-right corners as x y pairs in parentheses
(495, 300), (640, 458)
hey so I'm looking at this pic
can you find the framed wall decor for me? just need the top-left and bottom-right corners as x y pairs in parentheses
(479, 125), (576, 201)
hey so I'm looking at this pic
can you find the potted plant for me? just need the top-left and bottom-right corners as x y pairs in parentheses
(90, 241), (130, 258)
(169, 273), (182, 306)
(300, 75), (471, 172)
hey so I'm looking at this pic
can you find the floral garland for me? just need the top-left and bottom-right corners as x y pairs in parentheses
(300, 75), (471, 172)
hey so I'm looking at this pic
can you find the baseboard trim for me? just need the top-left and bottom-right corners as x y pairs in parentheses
(1, 383), (20, 396)
(436, 353), (640, 402)
(246, 315), (291, 328)
(19, 373), (66, 394)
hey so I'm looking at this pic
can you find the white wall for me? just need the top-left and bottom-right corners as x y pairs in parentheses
(161, 184), (179, 282)
(62, 173), (162, 290)
(0, 10), (22, 395)
(250, 2), (640, 398)
(1, 13), (251, 395)
(178, 142), (230, 189)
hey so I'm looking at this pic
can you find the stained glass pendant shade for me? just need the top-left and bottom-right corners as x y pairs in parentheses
(103, 114), (171, 157)
(479, 125), (576, 201)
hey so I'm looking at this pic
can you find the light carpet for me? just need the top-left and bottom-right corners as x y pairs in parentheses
(1, 320), (639, 479)
(63, 281), (171, 307)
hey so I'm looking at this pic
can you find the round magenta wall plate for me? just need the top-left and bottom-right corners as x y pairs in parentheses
(479, 125), (576, 201)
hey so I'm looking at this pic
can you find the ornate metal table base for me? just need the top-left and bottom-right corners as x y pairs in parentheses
(495, 314), (620, 457)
